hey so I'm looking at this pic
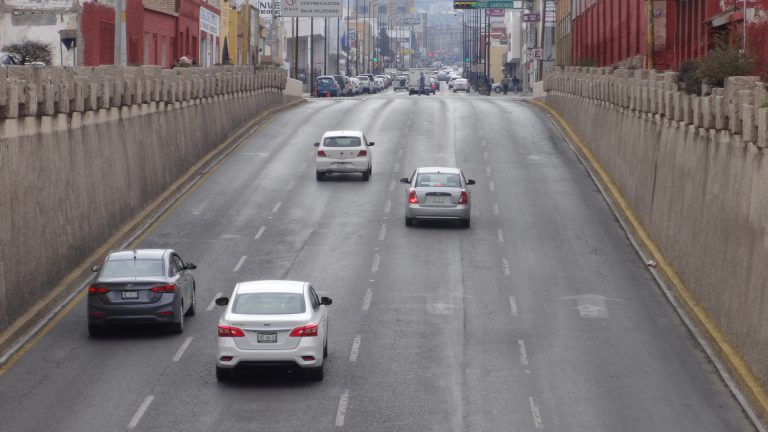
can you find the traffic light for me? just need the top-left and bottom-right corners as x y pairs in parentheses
(373, 57), (379, 62)
(464, 57), (470, 62)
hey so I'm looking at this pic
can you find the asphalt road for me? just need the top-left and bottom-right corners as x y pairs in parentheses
(0, 85), (756, 432)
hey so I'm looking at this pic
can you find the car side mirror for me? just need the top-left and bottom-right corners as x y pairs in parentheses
(185, 262), (197, 270)
(399, 177), (410, 184)
(313, 142), (320, 147)
(215, 297), (229, 306)
(466, 179), (476, 185)
(368, 142), (375, 146)
(91, 265), (100, 272)
(321, 296), (333, 306)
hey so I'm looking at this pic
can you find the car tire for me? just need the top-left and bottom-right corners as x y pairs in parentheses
(307, 364), (324, 381)
(88, 323), (102, 337)
(405, 217), (414, 227)
(169, 310), (184, 334)
(185, 285), (196, 317)
(316, 171), (325, 181)
(324, 340), (328, 359)
(362, 167), (371, 182)
(216, 366), (233, 382)
(461, 218), (471, 228)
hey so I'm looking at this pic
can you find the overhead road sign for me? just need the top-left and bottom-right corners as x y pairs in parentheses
(281, 0), (343, 17)
(453, 1), (531, 9)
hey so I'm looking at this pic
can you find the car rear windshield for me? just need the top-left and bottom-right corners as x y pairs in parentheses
(101, 259), (165, 277)
(232, 293), (306, 314)
(416, 173), (461, 188)
(357, 76), (369, 81)
(323, 136), (361, 147)
(317, 77), (334, 84)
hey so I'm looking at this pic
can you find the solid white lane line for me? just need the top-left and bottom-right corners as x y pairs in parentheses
(362, 289), (373, 312)
(378, 224), (387, 241)
(489, 180), (495, 192)
(370, 254), (380, 273)
(349, 335), (362, 362)
(497, 228), (505, 244)
(207, 292), (223, 311)
(518, 339), (530, 373)
(233, 256), (247, 272)
(529, 396), (544, 429)
(502, 258), (511, 276)
(271, 201), (282, 213)
(389, 180), (396, 191)
(335, 390), (349, 427)
(384, 200), (392, 214)
(127, 395), (155, 429)
(509, 296), (518, 316)
(393, 163), (400, 173)
(493, 203), (500, 215)
(254, 226), (266, 240)
(173, 337), (194, 362)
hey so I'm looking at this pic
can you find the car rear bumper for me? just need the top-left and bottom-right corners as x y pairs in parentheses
(317, 159), (369, 173)
(405, 204), (471, 220)
(87, 298), (178, 325)
(217, 337), (324, 369)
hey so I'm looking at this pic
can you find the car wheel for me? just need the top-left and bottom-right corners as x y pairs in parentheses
(216, 366), (233, 382)
(307, 364), (324, 381)
(362, 167), (370, 182)
(88, 323), (102, 337)
(405, 217), (414, 227)
(169, 309), (184, 334)
(316, 171), (325, 181)
(461, 218), (471, 228)
(185, 285), (196, 317)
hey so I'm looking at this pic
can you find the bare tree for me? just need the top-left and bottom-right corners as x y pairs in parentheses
(1, 40), (53, 65)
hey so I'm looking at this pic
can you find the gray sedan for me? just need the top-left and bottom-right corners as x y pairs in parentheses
(87, 249), (197, 336)
(400, 167), (475, 228)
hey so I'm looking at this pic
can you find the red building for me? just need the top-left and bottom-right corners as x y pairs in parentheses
(177, 0), (201, 63)
(81, 2), (116, 66)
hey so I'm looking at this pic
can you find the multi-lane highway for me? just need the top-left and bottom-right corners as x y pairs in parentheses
(0, 86), (757, 431)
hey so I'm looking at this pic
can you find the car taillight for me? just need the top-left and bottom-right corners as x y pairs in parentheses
(317, 150), (327, 157)
(218, 325), (245, 337)
(357, 149), (367, 157)
(150, 284), (176, 293)
(458, 191), (469, 205)
(408, 189), (419, 204)
(88, 285), (109, 295)
(289, 324), (318, 337)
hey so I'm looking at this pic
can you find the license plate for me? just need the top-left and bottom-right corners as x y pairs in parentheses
(121, 291), (139, 300)
(257, 331), (277, 343)
(430, 197), (445, 204)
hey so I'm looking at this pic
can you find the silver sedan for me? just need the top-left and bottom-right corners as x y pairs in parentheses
(400, 167), (475, 228)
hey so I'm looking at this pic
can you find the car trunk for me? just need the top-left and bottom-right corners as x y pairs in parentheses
(418, 188), (461, 208)
(92, 277), (169, 305)
(227, 313), (308, 350)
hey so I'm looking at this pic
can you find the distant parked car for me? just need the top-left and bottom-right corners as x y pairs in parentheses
(356, 75), (373, 93)
(0, 51), (22, 65)
(332, 75), (349, 96)
(315, 75), (340, 97)
(393, 75), (408, 91)
(349, 77), (361, 95)
(87, 249), (197, 336)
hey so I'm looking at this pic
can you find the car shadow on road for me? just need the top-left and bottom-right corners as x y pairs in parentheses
(217, 369), (320, 388)
(89, 324), (182, 340)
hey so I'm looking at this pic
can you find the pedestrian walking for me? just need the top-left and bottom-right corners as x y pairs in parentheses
(502, 76), (509, 95)
(512, 76), (521, 93)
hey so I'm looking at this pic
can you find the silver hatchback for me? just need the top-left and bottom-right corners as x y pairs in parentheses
(400, 167), (476, 228)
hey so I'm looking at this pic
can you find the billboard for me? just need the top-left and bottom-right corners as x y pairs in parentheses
(280, 0), (343, 17)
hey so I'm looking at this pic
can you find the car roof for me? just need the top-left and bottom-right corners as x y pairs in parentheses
(107, 249), (170, 261)
(322, 130), (364, 138)
(415, 167), (462, 175)
(235, 280), (307, 295)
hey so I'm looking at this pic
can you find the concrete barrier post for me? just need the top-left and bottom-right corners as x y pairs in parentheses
(758, 107), (768, 148)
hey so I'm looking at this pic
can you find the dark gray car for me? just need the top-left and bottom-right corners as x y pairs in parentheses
(87, 249), (197, 336)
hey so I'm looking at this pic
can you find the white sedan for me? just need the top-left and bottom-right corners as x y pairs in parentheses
(453, 78), (469, 92)
(215, 280), (332, 381)
(315, 130), (374, 181)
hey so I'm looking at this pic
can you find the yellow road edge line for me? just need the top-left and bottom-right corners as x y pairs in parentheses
(530, 99), (768, 418)
(0, 96), (304, 375)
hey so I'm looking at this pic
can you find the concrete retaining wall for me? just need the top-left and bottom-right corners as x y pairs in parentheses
(543, 67), (768, 389)
(0, 65), (297, 333)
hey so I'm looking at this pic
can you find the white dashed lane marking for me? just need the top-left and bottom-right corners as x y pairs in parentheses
(378, 224), (387, 241)
(254, 226), (266, 240)
(370, 254), (380, 273)
(497, 228), (505, 244)
(502, 258), (511, 276)
(529, 396), (544, 429)
(393, 163), (400, 173)
(489, 181), (495, 192)
(389, 180), (396, 191)
(509, 296), (518, 316)
(233, 256), (247, 272)
(493, 203), (500, 215)
(127, 395), (154, 429)
(518, 339), (531, 373)
(362, 289), (373, 312)
(335, 390), (349, 427)
(384, 200), (392, 214)
(271, 201), (282, 213)
(349, 335), (362, 362)
(173, 337), (193, 362)
(207, 292), (223, 311)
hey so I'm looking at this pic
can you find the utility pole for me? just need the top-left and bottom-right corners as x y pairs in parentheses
(294, 17), (299, 80)
(114, 0), (127, 65)
(646, 0), (654, 69)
